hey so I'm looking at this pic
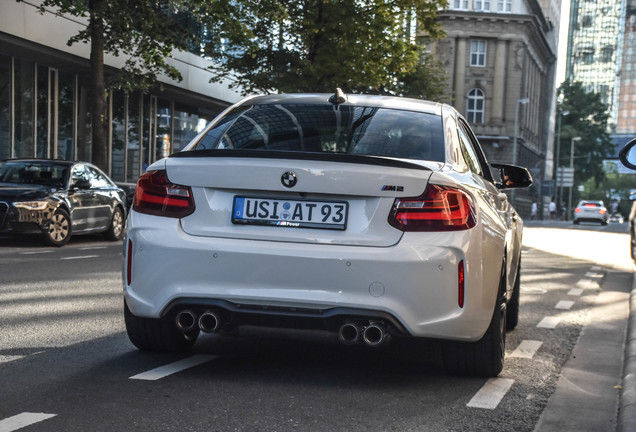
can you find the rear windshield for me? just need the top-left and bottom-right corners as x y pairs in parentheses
(192, 104), (445, 162)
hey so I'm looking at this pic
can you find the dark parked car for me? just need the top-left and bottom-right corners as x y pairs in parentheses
(0, 159), (127, 246)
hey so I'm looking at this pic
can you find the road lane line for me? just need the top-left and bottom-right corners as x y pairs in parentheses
(60, 255), (99, 260)
(19, 251), (52, 255)
(79, 246), (107, 250)
(467, 378), (514, 409)
(555, 300), (575, 310)
(0, 355), (23, 364)
(510, 340), (543, 359)
(537, 317), (561, 329)
(568, 288), (584, 296)
(129, 355), (218, 381)
(0, 413), (56, 431)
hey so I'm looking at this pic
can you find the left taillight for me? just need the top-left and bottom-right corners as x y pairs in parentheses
(132, 170), (195, 218)
(388, 184), (476, 232)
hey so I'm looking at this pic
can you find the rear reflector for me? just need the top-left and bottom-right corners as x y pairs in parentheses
(458, 260), (465, 308)
(133, 170), (195, 218)
(388, 184), (476, 231)
(126, 239), (133, 286)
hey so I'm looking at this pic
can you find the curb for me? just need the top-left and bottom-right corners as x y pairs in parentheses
(619, 273), (636, 432)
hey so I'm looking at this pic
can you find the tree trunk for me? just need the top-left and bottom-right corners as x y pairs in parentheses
(89, 0), (107, 171)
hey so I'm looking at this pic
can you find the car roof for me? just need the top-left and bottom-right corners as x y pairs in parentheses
(1, 158), (77, 167)
(241, 93), (445, 116)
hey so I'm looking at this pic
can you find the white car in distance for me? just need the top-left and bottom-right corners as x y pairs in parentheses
(123, 91), (532, 377)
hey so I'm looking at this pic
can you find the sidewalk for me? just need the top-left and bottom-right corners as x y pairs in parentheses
(533, 269), (631, 431)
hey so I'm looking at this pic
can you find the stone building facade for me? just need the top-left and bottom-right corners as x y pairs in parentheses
(430, 1), (558, 217)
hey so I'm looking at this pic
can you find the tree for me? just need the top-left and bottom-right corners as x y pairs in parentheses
(204, 0), (449, 97)
(24, 0), (248, 171)
(556, 80), (614, 187)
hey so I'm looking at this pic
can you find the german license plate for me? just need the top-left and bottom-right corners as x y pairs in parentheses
(232, 196), (348, 230)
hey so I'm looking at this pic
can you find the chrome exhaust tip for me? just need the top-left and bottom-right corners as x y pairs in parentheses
(198, 310), (221, 333)
(175, 309), (197, 333)
(338, 322), (362, 345)
(362, 323), (390, 347)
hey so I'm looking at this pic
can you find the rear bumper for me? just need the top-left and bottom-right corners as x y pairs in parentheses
(124, 211), (499, 342)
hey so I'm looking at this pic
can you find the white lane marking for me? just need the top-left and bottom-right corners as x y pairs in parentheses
(467, 378), (515, 409)
(19, 250), (52, 255)
(555, 300), (575, 310)
(129, 355), (218, 381)
(509, 340), (543, 359)
(60, 255), (99, 260)
(0, 413), (57, 432)
(537, 317), (561, 329)
(591, 265), (601, 271)
(568, 288), (584, 296)
(576, 279), (599, 289)
(79, 246), (107, 251)
(0, 355), (24, 364)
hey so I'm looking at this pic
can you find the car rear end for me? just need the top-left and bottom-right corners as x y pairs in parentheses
(123, 94), (502, 351)
(574, 201), (608, 225)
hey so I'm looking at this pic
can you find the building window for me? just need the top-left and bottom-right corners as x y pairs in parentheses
(497, 0), (511, 12)
(470, 40), (487, 67)
(466, 89), (485, 124)
(0, 53), (11, 160)
(474, 0), (490, 11)
(453, 0), (469, 9)
(600, 46), (614, 63)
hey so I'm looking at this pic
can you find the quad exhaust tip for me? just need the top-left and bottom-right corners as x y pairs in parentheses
(198, 310), (222, 333)
(338, 321), (390, 347)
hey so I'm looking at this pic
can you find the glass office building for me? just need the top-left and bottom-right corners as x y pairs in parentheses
(0, 2), (238, 183)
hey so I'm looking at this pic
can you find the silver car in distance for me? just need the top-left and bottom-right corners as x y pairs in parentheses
(123, 91), (532, 377)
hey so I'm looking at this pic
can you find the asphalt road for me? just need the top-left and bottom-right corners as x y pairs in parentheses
(0, 224), (632, 432)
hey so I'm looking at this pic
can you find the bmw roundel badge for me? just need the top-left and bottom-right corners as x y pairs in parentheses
(281, 171), (297, 188)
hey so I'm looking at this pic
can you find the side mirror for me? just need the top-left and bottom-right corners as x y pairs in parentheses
(72, 179), (92, 190)
(619, 138), (636, 170)
(491, 163), (533, 189)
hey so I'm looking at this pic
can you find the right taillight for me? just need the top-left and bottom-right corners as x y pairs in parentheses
(388, 184), (476, 231)
(133, 170), (195, 218)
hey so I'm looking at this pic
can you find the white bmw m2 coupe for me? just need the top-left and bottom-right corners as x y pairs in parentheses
(123, 91), (531, 377)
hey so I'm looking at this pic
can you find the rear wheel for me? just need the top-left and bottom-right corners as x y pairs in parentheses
(506, 262), (521, 331)
(443, 267), (507, 377)
(43, 209), (71, 246)
(104, 206), (124, 241)
(124, 302), (198, 352)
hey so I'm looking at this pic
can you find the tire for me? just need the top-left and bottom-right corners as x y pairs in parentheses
(506, 262), (521, 331)
(124, 302), (198, 352)
(104, 206), (125, 241)
(442, 268), (507, 377)
(43, 209), (72, 246)
(631, 230), (636, 262)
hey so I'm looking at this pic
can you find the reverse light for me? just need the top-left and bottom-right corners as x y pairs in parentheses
(133, 170), (195, 218)
(388, 184), (476, 231)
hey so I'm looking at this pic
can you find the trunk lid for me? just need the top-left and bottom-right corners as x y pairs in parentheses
(165, 153), (436, 247)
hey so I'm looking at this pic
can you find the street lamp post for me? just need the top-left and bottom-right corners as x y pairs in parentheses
(511, 98), (529, 206)
(554, 109), (569, 210)
(567, 136), (582, 220)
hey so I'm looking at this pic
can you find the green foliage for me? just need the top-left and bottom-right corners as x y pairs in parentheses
(30, 0), (245, 93)
(556, 80), (614, 186)
(204, 0), (449, 96)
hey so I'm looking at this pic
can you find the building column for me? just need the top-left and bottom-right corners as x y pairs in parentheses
(492, 39), (507, 123)
(454, 37), (466, 112)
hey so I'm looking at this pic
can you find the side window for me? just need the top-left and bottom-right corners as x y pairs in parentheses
(457, 126), (483, 176)
(71, 165), (89, 184)
(457, 118), (494, 183)
(87, 167), (111, 188)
